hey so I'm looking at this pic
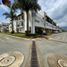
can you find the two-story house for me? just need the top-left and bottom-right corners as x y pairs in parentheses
(9, 10), (61, 34)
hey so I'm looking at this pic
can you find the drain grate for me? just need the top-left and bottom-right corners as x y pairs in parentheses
(31, 41), (39, 67)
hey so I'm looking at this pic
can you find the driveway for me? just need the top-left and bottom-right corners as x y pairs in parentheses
(0, 33), (32, 67)
(0, 32), (67, 67)
(36, 32), (67, 67)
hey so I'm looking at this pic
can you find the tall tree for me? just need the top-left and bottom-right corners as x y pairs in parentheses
(3, 7), (16, 33)
(15, 0), (41, 35)
(2, 0), (16, 33)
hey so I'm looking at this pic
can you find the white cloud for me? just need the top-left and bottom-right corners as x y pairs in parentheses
(57, 15), (67, 27)
(15, 9), (21, 16)
(0, 0), (67, 27)
(0, 4), (9, 12)
(0, 18), (10, 23)
(38, 0), (67, 27)
(57, 22), (67, 27)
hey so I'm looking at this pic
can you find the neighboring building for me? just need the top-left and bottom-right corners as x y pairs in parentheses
(9, 13), (24, 33)
(0, 23), (9, 32)
(9, 10), (61, 34)
(0, 24), (1, 32)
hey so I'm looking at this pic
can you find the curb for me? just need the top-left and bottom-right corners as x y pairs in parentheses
(5, 34), (31, 40)
(48, 38), (67, 43)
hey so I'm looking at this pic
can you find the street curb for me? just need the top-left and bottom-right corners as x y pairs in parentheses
(5, 34), (31, 40)
(0, 33), (48, 41)
(48, 38), (67, 43)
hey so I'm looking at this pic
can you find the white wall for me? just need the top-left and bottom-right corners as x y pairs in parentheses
(30, 11), (45, 28)
(24, 11), (27, 31)
(9, 23), (12, 32)
(13, 20), (17, 32)
(9, 10), (60, 34)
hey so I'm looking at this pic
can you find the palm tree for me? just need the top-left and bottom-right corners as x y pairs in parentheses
(15, 0), (41, 35)
(3, 5), (16, 33)
(2, 0), (17, 33)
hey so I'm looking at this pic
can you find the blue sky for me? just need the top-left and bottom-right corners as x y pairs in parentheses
(0, 0), (67, 27)
(0, 0), (13, 23)
(38, 0), (67, 27)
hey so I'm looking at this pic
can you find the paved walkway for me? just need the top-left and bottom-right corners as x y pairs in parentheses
(0, 32), (67, 67)
(48, 32), (67, 43)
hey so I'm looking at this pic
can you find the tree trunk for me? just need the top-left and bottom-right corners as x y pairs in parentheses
(25, 11), (29, 36)
(16, 21), (19, 33)
(11, 20), (14, 34)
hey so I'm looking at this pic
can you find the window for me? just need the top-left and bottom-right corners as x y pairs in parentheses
(22, 15), (24, 20)
(17, 24), (20, 27)
(21, 22), (24, 26)
(35, 19), (39, 23)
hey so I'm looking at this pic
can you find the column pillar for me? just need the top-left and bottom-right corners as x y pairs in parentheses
(31, 11), (35, 34)
(24, 11), (27, 32)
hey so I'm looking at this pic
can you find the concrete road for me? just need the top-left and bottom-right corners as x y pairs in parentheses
(0, 33), (32, 67)
(36, 32), (67, 67)
(48, 32), (67, 42)
(0, 32), (67, 67)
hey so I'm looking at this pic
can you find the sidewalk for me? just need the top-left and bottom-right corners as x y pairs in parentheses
(47, 32), (67, 43)
(47, 53), (67, 67)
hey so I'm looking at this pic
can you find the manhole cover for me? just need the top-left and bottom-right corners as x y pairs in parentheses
(0, 53), (9, 60)
(58, 59), (67, 67)
(0, 56), (15, 66)
(0, 51), (24, 67)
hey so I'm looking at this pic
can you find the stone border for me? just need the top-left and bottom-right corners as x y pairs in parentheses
(58, 59), (67, 67)
(0, 51), (24, 67)
(47, 53), (67, 67)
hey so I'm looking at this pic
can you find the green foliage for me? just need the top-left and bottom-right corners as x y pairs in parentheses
(16, 0), (41, 11)
(2, 0), (41, 35)
(3, 3), (17, 33)
(14, 0), (41, 35)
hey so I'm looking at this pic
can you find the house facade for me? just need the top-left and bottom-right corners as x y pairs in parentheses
(9, 10), (61, 34)
(0, 23), (9, 32)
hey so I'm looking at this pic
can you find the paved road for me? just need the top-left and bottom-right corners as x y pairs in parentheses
(0, 32), (67, 67)
(36, 32), (67, 67)
(0, 33), (32, 67)
(48, 32), (67, 42)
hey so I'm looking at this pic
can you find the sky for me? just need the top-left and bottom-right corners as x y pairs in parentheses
(0, 0), (67, 27)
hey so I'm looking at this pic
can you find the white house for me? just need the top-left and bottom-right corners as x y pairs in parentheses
(9, 10), (61, 34)
(0, 23), (9, 32)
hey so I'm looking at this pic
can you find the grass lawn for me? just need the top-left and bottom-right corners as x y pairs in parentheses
(0, 32), (37, 38)
(0, 32), (49, 39)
